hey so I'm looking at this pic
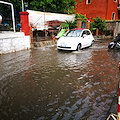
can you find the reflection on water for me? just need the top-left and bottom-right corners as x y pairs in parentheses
(0, 39), (120, 120)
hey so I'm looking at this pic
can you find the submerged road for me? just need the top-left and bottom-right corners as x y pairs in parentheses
(0, 38), (120, 120)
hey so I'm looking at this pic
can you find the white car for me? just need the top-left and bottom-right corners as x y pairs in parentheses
(57, 28), (95, 51)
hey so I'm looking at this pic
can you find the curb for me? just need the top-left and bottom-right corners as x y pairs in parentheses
(30, 40), (57, 48)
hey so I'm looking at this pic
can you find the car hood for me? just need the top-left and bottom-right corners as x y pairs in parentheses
(58, 37), (77, 43)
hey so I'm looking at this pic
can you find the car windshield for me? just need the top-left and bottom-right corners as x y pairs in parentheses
(64, 30), (82, 37)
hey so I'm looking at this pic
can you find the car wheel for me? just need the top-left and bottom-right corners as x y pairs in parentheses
(90, 40), (94, 47)
(77, 44), (81, 51)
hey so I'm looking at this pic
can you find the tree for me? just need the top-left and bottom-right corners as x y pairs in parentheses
(0, 0), (76, 26)
(0, 0), (76, 14)
(90, 16), (106, 34)
(30, 0), (76, 14)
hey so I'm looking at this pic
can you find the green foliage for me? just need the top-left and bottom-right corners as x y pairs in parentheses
(75, 13), (87, 23)
(90, 16), (106, 33)
(30, 0), (76, 14)
(0, 0), (21, 11)
(61, 20), (76, 29)
(104, 30), (111, 36)
(0, 0), (76, 14)
(61, 22), (69, 28)
(61, 13), (87, 29)
(73, 13), (87, 28)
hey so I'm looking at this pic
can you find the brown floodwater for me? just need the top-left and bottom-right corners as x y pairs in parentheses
(0, 38), (120, 120)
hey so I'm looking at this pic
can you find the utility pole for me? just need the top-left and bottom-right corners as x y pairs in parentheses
(68, 9), (69, 21)
(22, 0), (24, 11)
(44, 9), (47, 38)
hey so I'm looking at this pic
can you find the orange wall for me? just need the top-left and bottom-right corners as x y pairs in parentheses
(75, 0), (119, 21)
(107, 0), (118, 20)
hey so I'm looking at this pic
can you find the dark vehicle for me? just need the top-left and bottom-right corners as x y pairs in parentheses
(108, 33), (120, 49)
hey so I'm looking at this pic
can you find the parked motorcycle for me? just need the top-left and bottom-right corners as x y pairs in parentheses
(108, 33), (120, 49)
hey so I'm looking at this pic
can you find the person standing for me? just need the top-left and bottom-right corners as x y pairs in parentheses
(0, 14), (2, 25)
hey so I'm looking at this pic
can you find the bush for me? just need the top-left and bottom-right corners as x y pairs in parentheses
(61, 20), (75, 29)
(90, 16), (106, 34)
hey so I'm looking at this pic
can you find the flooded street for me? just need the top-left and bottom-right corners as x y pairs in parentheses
(0, 38), (120, 120)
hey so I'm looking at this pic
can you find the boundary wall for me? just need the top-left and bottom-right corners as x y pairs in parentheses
(0, 32), (30, 54)
(106, 20), (120, 36)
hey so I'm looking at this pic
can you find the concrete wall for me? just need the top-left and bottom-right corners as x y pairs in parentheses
(0, 32), (30, 54)
(106, 20), (120, 36)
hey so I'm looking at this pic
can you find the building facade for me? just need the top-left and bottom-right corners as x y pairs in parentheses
(75, 0), (120, 21)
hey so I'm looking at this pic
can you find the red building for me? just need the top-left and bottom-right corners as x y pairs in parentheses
(75, 0), (120, 21)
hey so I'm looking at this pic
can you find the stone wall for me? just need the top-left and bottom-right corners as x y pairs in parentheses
(106, 20), (120, 36)
(0, 32), (30, 54)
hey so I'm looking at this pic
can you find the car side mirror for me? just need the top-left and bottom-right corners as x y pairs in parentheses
(82, 34), (87, 38)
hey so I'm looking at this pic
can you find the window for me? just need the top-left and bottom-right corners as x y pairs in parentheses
(114, 0), (117, 2)
(112, 12), (115, 20)
(81, 31), (87, 37)
(65, 30), (82, 37)
(82, 31), (85, 36)
(81, 30), (91, 37)
(86, 0), (91, 4)
(86, 31), (91, 35)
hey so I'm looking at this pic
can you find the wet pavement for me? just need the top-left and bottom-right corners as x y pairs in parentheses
(0, 38), (120, 120)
